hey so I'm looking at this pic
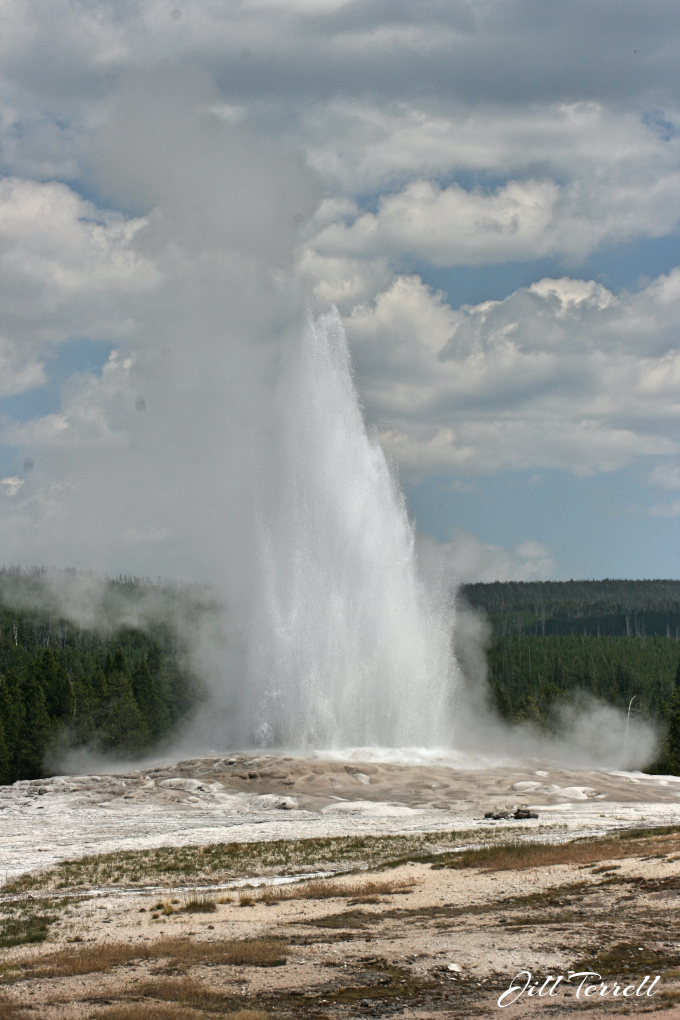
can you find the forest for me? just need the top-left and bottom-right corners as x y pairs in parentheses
(2, 572), (680, 786)
(0, 568), (206, 786)
(460, 579), (680, 772)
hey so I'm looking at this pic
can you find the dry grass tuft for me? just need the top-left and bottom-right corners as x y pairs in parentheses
(0, 995), (33, 1020)
(222, 938), (286, 967)
(9, 937), (287, 982)
(251, 876), (414, 904)
(26, 942), (143, 978)
(98, 1006), (205, 1020)
(434, 829), (680, 873)
(182, 896), (216, 913)
(133, 976), (213, 1003)
(256, 885), (287, 906)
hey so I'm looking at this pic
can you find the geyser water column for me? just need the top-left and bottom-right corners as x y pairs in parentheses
(248, 308), (458, 748)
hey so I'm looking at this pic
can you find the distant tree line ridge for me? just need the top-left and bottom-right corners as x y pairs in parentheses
(461, 578), (680, 638)
(0, 568), (208, 786)
(460, 578), (680, 773)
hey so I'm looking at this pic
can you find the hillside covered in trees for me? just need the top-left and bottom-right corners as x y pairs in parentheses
(461, 578), (680, 638)
(0, 568), (208, 785)
(3, 572), (680, 784)
(460, 579), (680, 772)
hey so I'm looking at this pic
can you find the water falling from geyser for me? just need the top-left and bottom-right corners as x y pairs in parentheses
(245, 308), (458, 748)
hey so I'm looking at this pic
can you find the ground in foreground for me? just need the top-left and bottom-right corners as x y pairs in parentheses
(4, 826), (680, 1018)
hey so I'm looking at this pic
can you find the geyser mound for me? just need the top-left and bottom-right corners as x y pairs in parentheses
(244, 309), (458, 748)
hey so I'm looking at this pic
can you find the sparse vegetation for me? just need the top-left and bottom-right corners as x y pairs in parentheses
(2, 827), (542, 894)
(98, 1004), (266, 1020)
(182, 895), (216, 913)
(251, 876), (415, 905)
(2, 937), (288, 984)
(0, 897), (62, 948)
(98, 1006), (205, 1020)
(432, 824), (680, 871)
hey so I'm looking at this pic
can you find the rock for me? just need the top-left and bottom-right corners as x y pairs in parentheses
(159, 778), (205, 793)
(556, 786), (598, 800)
(345, 764), (378, 775)
(513, 808), (538, 819)
(275, 797), (298, 810)
(447, 962), (461, 972)
(512, 781), (541, 792)
(251, 794), (299, 811)
(485, 810), (510, 820)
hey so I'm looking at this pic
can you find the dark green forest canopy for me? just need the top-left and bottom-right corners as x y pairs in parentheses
(460, 580), (680, 773)
(461, 578), (680, 637)
(0, 567), (212, 786)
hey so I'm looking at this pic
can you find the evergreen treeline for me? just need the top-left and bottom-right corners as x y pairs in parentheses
(461, 579), (680, 638)
(462, 579), (680, 772)
(0, 570), (206, 785)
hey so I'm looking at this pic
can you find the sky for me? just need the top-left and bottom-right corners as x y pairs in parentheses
(1, 0), (679, 583)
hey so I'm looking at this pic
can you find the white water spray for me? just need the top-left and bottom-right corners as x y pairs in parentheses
(245, 309), (458, 747)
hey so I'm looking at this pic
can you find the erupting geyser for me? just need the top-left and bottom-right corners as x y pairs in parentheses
(245, 309), (458, 748)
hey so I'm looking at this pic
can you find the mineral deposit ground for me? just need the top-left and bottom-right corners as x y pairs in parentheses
(4, 755), (680, 1019)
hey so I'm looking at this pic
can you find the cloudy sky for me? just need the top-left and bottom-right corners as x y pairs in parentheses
(1, 0), (679, 583)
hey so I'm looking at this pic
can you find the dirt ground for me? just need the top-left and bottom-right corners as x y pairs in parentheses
(3, 819), (680, 1019)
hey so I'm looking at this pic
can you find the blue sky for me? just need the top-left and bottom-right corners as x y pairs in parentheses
(1, 1), (679, 583)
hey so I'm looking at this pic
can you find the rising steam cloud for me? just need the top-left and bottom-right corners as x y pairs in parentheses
(3, 69), (659, 768)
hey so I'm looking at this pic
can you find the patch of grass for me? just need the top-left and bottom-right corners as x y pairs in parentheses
(433, 828), (680, 872)
(303, 909), (373, 930)
(251, 876), (414, 906)
(13, 942), (145, 979)
(182, 896), (216, 913)
(572, 940), (680, 978)
(0, 827), (551, 893)
(0, 995), (33, 1020)
(98, 1006), (205, 1020)
(223, 939), (287, 967)
(133, 976), (270, 1017)
(256, 886), (285, 906)
(0, 899), (59, 948)
(4, 937), (288, 983)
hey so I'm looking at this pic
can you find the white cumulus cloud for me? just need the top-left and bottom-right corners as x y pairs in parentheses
(345, 271), (680, 481)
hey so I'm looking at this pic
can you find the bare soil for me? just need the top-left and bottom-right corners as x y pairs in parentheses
(4, 824), (680, 1019)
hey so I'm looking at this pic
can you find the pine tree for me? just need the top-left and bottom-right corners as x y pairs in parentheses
(492, 683), (512, 720)
(18, 674), (51, 779)
(97, 657), (150, 754)
(0, 715), (10, 785)
(0, 669), (25, 781)
(664, 662), (680, 775)
(132, 659), (169, 738)
(37, 649), (74, 720)
(90, 665), (108, 704)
